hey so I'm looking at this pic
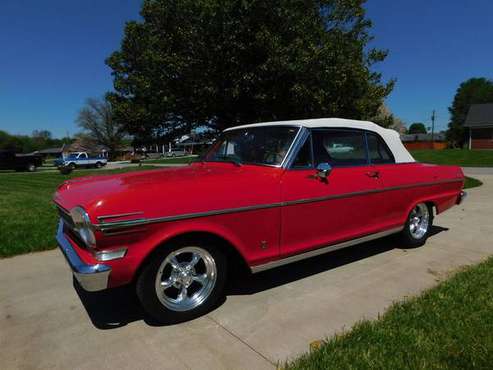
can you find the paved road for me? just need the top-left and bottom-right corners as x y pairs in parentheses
(106, 161), (188, 169)
(462, 167), (493, 176)
(0, 160), (189, 175)
(1, 176), (492, 370)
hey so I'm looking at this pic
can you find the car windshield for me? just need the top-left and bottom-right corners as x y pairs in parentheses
(202, 126), (299, 166)
(67, 154), (78, 159)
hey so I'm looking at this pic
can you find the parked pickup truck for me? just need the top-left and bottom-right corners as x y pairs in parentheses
(55, 152), (107, 169)
(0, 150), (43, 172)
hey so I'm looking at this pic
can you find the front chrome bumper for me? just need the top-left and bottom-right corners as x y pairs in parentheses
(457, 190), (468, 205)
(56, 221), (111, 291)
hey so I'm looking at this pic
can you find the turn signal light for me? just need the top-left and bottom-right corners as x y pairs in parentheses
(94, 248), (127, 262)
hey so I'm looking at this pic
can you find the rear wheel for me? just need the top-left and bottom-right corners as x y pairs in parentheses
(400, 203), (433, 247)
(136, 241), (226, 324)
(26, 163), (36, 172)
(95, 162), (103, 168)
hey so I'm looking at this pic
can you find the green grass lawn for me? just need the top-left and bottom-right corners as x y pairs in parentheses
(141, 155), (198, 164)
(0, 166), (160, 258)
(412, 149), (493, 167)
(464, 176), (483, 189)
(287, 257), (493, 369)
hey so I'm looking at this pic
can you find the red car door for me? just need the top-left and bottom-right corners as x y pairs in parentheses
(280, 129), (384, 257)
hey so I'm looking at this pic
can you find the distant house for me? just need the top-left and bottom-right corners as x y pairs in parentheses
(33, 146), (64, 158)
(400, 133), (447, 150)
(464, 104), (493, 149)
(62, 140), (109, 158)
(174, 134), (213, 154)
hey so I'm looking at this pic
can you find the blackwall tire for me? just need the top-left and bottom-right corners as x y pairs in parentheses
(136, 241), (226, 324)
(400, 203), (433, 247)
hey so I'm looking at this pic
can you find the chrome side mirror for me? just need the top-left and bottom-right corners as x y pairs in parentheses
(316, 162), (332, 179)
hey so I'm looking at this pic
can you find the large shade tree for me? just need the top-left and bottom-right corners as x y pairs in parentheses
(107, 0), (394, 141)
(76, 97), (127, 158)
(408, 122), (427, 134)
(447, 78), (493, 147)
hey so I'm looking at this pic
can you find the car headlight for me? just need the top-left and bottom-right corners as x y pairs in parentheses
(70, 206), (96, 248)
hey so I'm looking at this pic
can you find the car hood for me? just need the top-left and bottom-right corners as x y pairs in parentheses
(53, 163), (282, 224)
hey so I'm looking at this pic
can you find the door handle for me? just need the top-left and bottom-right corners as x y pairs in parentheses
(366, 171), (380, 178)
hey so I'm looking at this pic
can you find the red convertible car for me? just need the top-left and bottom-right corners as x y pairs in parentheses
(54, 118), (466, 323)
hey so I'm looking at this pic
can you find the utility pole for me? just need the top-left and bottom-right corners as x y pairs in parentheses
(431, 110), (436, 149)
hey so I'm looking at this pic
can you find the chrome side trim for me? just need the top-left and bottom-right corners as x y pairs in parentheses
(93, 178), (463, 233)
(95, 202), (284, 232)
(281, 178), (463, 207)
(251, 226), (403, 273)
(56, 221), (111, 291)
(97, 211), (144, 222)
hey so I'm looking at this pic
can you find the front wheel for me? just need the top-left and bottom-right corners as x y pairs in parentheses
(95, 162), (102, 168)
(136, 242), (226, 324)
(26, 163), (36, 172)
(400, 203), (433, 247)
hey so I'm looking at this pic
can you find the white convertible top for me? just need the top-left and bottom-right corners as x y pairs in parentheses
(225, 118), (415, 163)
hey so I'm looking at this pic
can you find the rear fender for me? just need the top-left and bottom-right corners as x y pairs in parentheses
(403, 188), (462, 219)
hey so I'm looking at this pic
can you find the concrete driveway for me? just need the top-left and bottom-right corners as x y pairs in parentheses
(1, 174), (492, 370)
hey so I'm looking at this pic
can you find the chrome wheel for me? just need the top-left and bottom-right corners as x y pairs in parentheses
(154, 246), (217, 312)
(408, 203), (430, 240)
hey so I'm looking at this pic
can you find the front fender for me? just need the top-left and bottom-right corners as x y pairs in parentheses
(106, 218), (253, 288)
(145, 219), (249, 263)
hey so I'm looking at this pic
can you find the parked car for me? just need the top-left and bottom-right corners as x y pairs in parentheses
(54, 118), (466, 324)
(165, 150), (187, 157)
(55, 152), (107, 169)
(0, 150), (43, 172)
(327, 143), (354, 153)
(145, 152), (162, 160)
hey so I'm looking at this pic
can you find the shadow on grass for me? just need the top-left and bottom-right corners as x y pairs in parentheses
(76, 225), (448, 330)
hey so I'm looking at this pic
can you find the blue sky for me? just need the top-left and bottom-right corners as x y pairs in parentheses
(1, 0), (492, 137)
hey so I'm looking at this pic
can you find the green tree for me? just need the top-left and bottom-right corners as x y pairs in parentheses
(0, 130), (71, 153)
(76, 97), (127, 159)
(408, 122), (427, 134)
(31, 130), (52, 150)
(0, 130), (20, 151)
(447, 78), (493, 147)
(372, 104), (406, 132)
(107, 0), (394, 141)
